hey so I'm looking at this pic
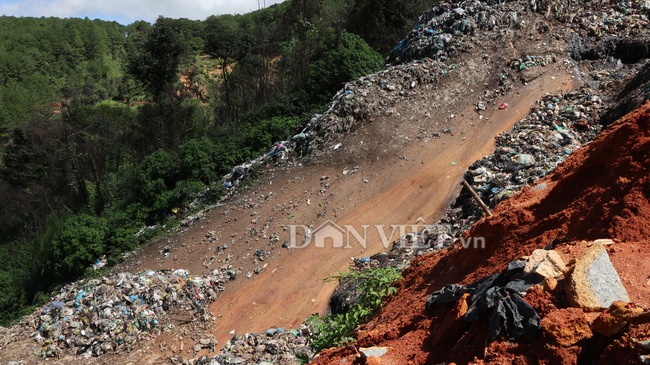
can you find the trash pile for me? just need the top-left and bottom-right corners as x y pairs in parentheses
(510, 54), (557, 77)
(186, 325), (314, 365)
(302, 58), (447, 157)
(474, 88), (603, 198)
(438, 87), (606, 236)
(387, 0), (532, 65)
(13, 268), (232, 358)
(569, 0), (650, 63)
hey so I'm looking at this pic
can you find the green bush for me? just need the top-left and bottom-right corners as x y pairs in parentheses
(244, 116), (301, 151)
(170, 180), (206, 207)
(307, 267), (402, 351)
(178, 137), (220, 184)
(45, 214), (109, 281)
(308, 30), (384, 102)
(135, 149), (181, 206)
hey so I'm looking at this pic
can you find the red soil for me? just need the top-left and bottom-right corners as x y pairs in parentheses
(312, 102), (650, 364)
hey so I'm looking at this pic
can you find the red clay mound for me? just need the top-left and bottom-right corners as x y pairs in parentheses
(313, 102), (650, 364)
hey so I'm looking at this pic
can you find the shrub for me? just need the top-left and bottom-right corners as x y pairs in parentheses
(178, 137), (220, 184)
(308, 30), (384, 102)
(136, 149), (181, 203)
(44, 214), (109, 281)
(307, 266), (402, 351)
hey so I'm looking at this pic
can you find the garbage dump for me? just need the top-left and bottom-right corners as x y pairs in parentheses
(387, 0), (532, 65)
(16, 268), (233, 358)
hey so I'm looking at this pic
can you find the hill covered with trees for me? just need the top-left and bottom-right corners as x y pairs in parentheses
(0, 0), (432, 325)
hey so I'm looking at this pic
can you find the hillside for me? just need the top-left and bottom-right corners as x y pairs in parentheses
(1, 0), (650, 364)
(313, 86), (650, 365)
(0, 0), (432, 326)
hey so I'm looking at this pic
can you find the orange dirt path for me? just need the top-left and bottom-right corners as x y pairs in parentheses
(208, 72), (576, 346)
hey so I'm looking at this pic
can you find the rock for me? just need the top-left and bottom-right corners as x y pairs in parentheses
(591, 301), (644, 336)
(633, 338), (650, 350)
(365, 357), (383, 365)
(359, 346), (389, 358)
(542, 276), (558, 291)
(329, 276), (362, 315)
(566, 242), (630, 309)
(370, 252), (389, 266)
(199, 338), (212, 346)
(360, 346), (389, 364)
(541, 308), (593, 346)
(524, 249), (567, 278)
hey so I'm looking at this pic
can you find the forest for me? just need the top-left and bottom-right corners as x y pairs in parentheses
(0, 0), (432, 325)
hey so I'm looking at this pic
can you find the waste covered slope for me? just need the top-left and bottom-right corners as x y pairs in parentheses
(312, 101), (650, 363)
(4, 0), (650, 363)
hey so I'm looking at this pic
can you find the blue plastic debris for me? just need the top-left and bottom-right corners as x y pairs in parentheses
(74, 290), (86, 308)
(42, 301), (64, 314)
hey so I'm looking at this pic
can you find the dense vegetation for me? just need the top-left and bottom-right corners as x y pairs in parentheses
(0, 0), (432, 325)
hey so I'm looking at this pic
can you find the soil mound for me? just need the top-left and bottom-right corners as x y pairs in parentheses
(313, 101), (650, 364)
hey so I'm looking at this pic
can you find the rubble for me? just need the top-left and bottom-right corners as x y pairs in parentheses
(523, 249), (567, 279)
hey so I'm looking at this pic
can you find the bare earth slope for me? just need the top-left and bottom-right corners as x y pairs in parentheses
(110, 14), (577, 354)
(312, 100), (650, 365)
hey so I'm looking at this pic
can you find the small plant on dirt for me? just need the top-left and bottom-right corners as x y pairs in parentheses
(295, 352), (311, 364)
(306, 266), (402, 352)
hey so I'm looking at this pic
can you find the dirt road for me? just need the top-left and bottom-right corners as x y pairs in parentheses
(206, 71), (576, 346)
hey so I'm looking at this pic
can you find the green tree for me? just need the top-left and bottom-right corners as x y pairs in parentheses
(127, 17), (188, 99)
(43, 214), (109, 281)
(307, 30), (384, 102)
(204, 15), (252, 123)
(348, 0), (431, 55)
(135, 148), (181, 212)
